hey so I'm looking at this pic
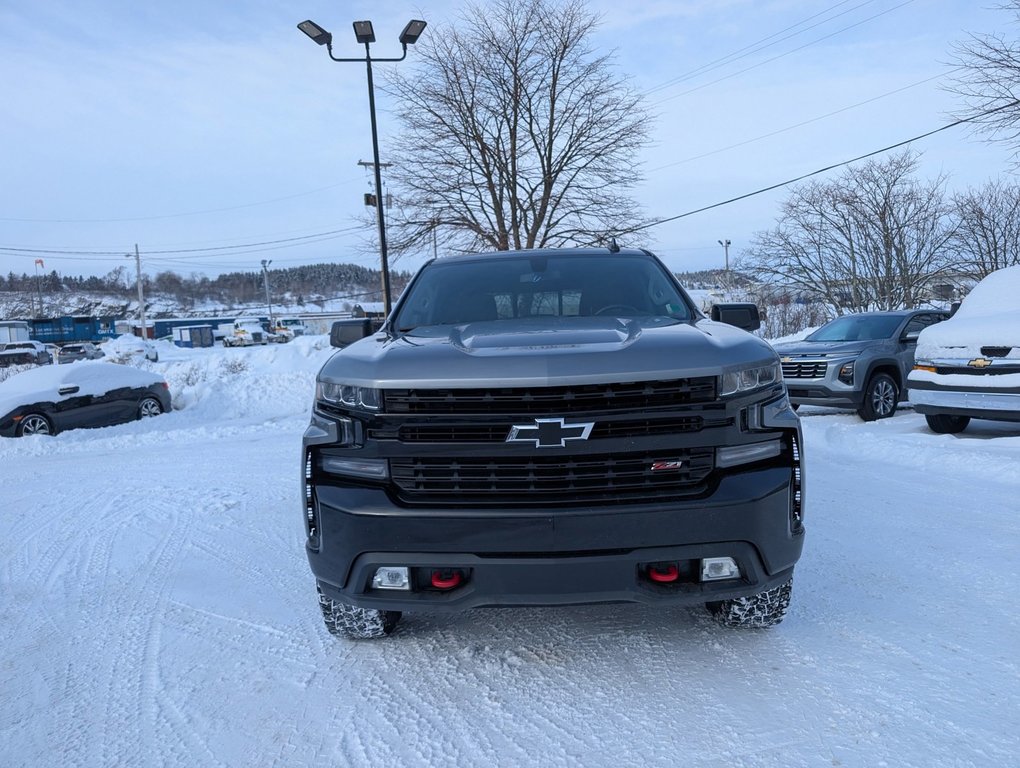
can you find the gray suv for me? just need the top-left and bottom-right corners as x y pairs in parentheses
(773, 310), (949, 420)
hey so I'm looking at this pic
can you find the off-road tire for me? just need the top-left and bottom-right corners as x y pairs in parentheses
(318, 589), (401, 640)
(925, 413), (970, 434)
(857, 373), (899, 421)
(707, 577), (792, 628)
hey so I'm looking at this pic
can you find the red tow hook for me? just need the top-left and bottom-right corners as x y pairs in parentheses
(431, 570), (463, 589)
(648, 563), (680, 583)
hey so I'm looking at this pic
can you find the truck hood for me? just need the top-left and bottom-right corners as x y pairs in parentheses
(771, 339), (876, 357)
(319, 316), (777, 388)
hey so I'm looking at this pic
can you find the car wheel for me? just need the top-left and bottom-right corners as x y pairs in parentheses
(706, 576), (792, 628)
(138, 397), (163, 419)
(857, 373), (899, 421)
(17, 413), (53, 437)
(925, 413), (970, 434)
(317, 588), (401, 640)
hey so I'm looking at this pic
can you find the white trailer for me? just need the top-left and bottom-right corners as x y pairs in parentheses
(0, 321), (31, 344)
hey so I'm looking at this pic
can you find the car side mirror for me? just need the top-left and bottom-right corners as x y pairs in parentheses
(330, 318), (375, 348)
(711, 303), (761, 332)
(902, 330), (920, 343)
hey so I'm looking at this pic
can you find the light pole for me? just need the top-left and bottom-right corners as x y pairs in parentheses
(261, 259), (274, 326)
(717, 239), (731, 274)
(298, 18), (427, 317)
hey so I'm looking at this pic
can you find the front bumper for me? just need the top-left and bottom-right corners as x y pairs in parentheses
(909, 380), (1020, 422)
(308, 466), (803, 612)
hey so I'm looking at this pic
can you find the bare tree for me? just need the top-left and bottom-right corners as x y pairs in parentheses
(740, 152), (955, 315)
(950, 179), (1020, 277)
(947, 2), (1020, 166)
(381, 0), (651, 257)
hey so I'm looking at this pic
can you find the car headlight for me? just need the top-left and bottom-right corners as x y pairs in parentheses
(837, 359), (856, 385)
(316, 381), (382, 411)
(720, 362), (780, 397)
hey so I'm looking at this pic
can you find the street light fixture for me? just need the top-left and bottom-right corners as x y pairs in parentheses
(297, 17), (428, 316)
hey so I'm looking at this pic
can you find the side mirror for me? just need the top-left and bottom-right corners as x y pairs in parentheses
(902, 330), (920, 343)
(711, 303), (761, 332)
(950, 301), (961, 317)
(330, 318), (375, 348)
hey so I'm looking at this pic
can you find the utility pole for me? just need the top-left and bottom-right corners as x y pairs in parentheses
(358, 159), (394, 313)
(33, 258), (44, 316)
(717, 239), (731, 274)
(127, 245), (147, 339)
(261, 259), (274, 325)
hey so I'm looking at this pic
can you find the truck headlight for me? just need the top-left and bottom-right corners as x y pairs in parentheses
(316, 381), (382, 411)
(720, 362), (780, 396)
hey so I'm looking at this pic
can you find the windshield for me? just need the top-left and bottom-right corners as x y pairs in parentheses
(394, 253), (693, 330)
(806, 314), (903, 342)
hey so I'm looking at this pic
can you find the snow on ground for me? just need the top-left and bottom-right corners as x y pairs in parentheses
(1, 338), (1018, 767)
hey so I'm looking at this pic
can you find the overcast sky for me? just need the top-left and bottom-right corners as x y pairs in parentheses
(0, 0), (1011, 285)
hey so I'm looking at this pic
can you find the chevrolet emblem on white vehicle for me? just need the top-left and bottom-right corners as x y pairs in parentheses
(506, 418), (595, 448)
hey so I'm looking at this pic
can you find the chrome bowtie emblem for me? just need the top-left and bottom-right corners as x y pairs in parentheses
(968, 357), (993, 369)
(506, 418), (594, 448)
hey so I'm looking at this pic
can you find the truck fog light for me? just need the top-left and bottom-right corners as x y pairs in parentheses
(701, 557), (741, 581)
(321, 456), (389, 480)
(372, 567), (410, 590)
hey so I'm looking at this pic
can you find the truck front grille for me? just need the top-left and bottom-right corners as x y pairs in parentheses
(390, 449), (715, 506)
(383, 415), (732, 444)
(781, 361), (827, 379)
(384, 378), (717, 414)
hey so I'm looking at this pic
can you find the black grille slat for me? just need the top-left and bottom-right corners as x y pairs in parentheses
(390, 451), (715, 504)
(385, 378), (717, 414)
(781, 361), (827, 379)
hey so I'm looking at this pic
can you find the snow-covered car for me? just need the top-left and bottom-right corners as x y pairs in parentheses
(101, 334), (159, 362)
(0, 362), (171, 437)
(0, 340), (52, 366)
(908, 265), (1020, 433)
(57, 343), (105, 364)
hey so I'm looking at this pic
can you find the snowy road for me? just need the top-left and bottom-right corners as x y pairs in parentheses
(2, 341), (1018, 767)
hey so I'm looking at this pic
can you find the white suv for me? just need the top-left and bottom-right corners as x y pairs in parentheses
(908, 265), (1020, 433)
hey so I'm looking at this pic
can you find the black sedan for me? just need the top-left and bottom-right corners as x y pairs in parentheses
(0, 362), (171, 437)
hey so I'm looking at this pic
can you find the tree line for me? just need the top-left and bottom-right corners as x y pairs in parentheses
(0, 262), (412, 311)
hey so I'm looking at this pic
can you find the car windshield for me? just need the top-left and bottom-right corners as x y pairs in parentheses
(806, 315), (903, 342)
(394, 253), (694, 330)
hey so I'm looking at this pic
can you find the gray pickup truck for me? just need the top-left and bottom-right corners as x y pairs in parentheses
(301, 247), (805, 638)
(773, 310), (949, 420)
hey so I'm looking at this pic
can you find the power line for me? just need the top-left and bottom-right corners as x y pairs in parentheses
(0, 177), (366, 224)
(646, 70), (950, 174)
(0, 226), (364, 258)
(625, 99), (1020, 235)
(651, 0), (917, 107)
(644, 0), (876, 96)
